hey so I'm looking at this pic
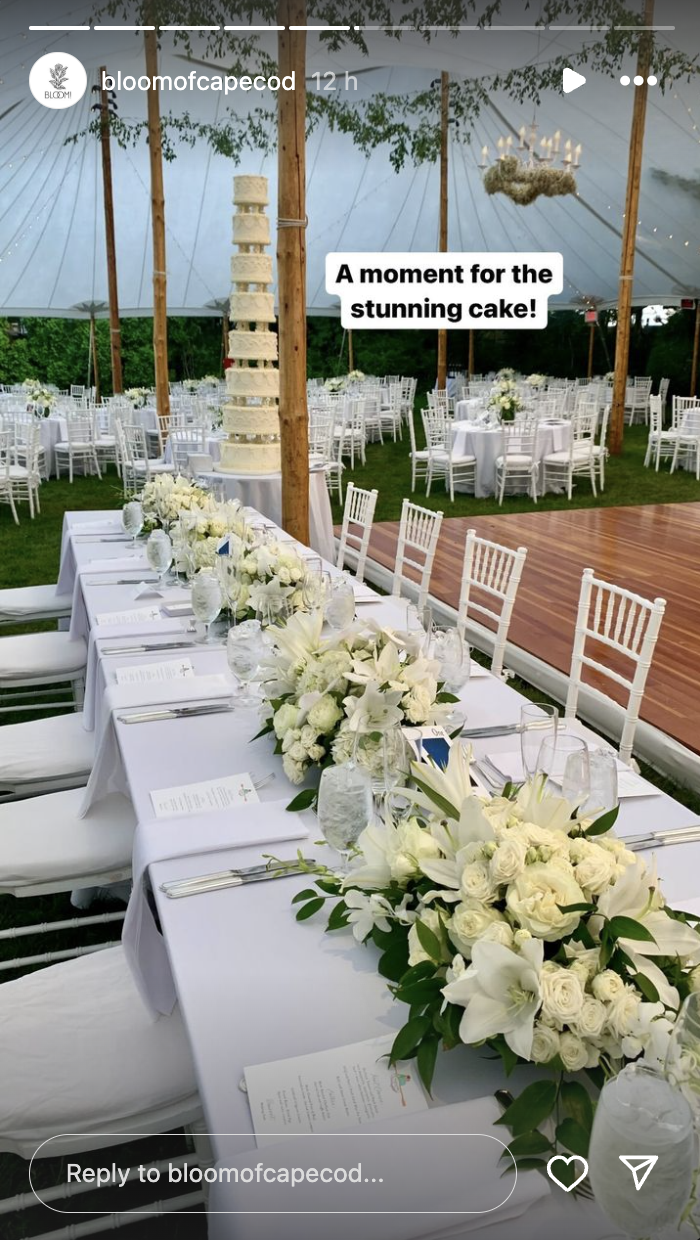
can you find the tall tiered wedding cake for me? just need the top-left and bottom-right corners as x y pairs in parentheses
(216, 175), (281, 475)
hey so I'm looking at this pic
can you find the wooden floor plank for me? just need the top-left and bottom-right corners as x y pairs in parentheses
(364, 502), (700, 756)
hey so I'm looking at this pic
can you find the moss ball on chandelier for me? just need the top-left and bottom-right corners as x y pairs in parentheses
(483, 155), (578, 207)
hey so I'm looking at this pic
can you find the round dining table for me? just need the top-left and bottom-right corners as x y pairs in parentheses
(450, 418), (572, 497)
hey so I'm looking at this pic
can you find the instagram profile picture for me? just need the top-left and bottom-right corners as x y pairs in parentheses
(29, 52), (87, 109)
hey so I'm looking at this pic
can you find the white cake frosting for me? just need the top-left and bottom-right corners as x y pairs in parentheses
(232, 214), (271, 247)
(229, 292), (275, 323)
(226, 367), (280, 399)
(230, 254), (274, 285)
(233, 175), (269, 207)
(228, 329), (278, 361)
(217, 173), (281, 477)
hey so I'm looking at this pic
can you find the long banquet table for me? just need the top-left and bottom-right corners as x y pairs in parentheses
(54, 510), (700, 1240)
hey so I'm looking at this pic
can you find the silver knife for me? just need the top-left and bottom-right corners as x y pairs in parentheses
(461, 720), (566, 739)
(117, 702), (233, 724)
(101, 641), (197, 655)
(74, 534), (131, 542)
(85, 577), (160, 586)
(161, 854), (310, 893)
(625, 824), (700, 852)
(163, 863), (311, 898)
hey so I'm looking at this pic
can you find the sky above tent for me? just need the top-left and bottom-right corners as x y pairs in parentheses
(0, 1), (698, 318)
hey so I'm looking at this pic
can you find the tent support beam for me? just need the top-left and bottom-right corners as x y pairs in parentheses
(610, 0), (654, 455)
(436, 72), (449, 391)
(691, 300), (700, 398)
(144, 28), (171, 440)
(98, 66), (123, 395)
(277, 0), (309, 545)
(587, 321), (596, 380)
(90, 313), (101, 405)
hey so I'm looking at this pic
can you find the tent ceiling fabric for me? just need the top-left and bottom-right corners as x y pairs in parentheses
(0, 5), (698, 317)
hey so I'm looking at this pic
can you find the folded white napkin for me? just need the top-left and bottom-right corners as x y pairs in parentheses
(79, 674), (232, 815)
(124, 799), (309, 1014)
(82, 616), (197, 731)
(207, 1096), (550, 1240)
(68, 559), (147, 642)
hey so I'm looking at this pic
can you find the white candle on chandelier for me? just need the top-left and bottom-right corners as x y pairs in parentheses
(574, 143), (582, 167)
(480, 144), (489, 167)
(505, 135), (513, 151)
(563, 138), (573, 165)
(553, 129), (561, 154)
(518, 125), (526, 148)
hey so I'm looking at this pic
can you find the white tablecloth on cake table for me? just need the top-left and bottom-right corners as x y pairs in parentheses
(450, 420), (572, 497)
(197, 467), (335, 561)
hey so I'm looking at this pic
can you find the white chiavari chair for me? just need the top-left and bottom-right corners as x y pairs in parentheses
(379, 383), (404, 441)
(591, 403), (611, 490)
(11, 411), (48, 479)
(670, 407), (700, 479)
(0, 430), (19, 525)
(456, 530), (528, 678)
(7, 422), (42, 517)
(658, 377), (670, 411)
(644, 395), (678, 470)
(334, 396), (366, 468)
(542, 408), (598, 500)
(407, 406), (431, 493)
(422, 409), (476, 502)
(624, 376), (653, 426)
(495, 420), (540, 504)
(391, 499), (444, 610)
(54, 415), (102, 483)
(336, 483), (378, 583)
(169, 426), (208, 475)
(565, 568), (666, 765)
(118, 423), (175, 494)
(93, 405), (119, 472)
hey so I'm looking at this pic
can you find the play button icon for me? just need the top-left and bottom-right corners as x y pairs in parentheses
(563, 67), (587, 94)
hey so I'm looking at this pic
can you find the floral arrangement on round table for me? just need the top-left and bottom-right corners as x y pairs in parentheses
(324, 376), (346, 394)
(489, 378), (523, 422)
(22, 379), (55, 414)
(526, 373), (547, 389)
(124, 387), (150, 408)
(293, 743), (700, 1182)
(347, 369), (366, 383)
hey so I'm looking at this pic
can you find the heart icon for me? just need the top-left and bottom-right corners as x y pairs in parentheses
(546, 1154), (589, 1192)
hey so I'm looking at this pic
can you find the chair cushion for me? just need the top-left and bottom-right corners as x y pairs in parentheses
(133, 462), (175, 475)
(497, 454), (535, 466)
(0, 584), (71, 622)
(0, 632), (87, 679)
(0, 711), (94, 790)
(543, 449), (592, 464)
(0, 790), (135, 890)
(8, 466), (29, 480)
(0, 947), (199, 1156)
(451, 454), (477, 466)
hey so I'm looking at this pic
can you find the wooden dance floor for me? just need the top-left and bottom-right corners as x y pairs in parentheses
(365, 502), (700, 757)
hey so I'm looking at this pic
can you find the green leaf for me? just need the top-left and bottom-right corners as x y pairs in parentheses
(415, 919), (443, 963)
(436, 691), (460, 704)
(439, 1002), (463, 1049)
(326, 902), (350, 932)
(315, 878), (341, 895)
(399, 960), (438, 986)
(249, 720), (274, 742)
(416, 1035), (440, 1094)
(286, 788), (317, 813)
(502, 1131), (552, 1159)
(294, 897), (325, 921)
(291, 888), (321, 905)
(501, 1157), (547, 1176)
(556, 1118), (590, 1157)
(608, 916), (656, 944)
(378, 944), (410, 983)
(584, 805), (619, 837)
(560, 1081), (593, 1134)
(557, 902), (596, 915)
(395, 979), (444, 1007)
(494, 1080), (558, 1137)
(490, 1035), (518, 1077)
(390, 1016), (433, 1063)
(410, 772), (460, 821)
(634, 972), (660, 1003)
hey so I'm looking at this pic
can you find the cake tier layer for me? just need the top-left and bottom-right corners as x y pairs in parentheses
(226, 367), (280, 399)
(232, 214), (270, 247)
(222, 405), (280, 437)
(229, 292), (275, 323)
(233, 175), (269, 207)
(228, 329), (278, 362)
(230, 254), (273, 286)
(217, 440), (281, 476)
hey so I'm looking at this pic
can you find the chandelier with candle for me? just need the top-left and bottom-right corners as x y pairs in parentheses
(479, 124), (581, 206)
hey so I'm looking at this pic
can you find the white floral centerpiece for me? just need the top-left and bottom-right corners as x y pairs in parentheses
(526, 373), (547, 388)
(171, 499), (249, 573)
(605, 372), (615, 383)
(489, 378), (523, 422)
(22, 379), (54, 413)
(347, 369), (366, 382)
(124, 387), (150, 408)
(324, 376), (346, 394)
(138, 474), (210, 532)
(220, 531), (307, 623)
(257, 611), (453, 795)
(496, 367), (517, 380)
(293, 744), (700, 1180)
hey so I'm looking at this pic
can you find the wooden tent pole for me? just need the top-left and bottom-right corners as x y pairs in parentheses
(691, 300), (700, 398)
(277, 0), (309, 544)
(468, 328), (475, 379)
(98, 67), (123, 394)
(436, 72), (449, 391)
(348, 327), (354, 372)
(587, 321), (596, 379)
(144, 30), (171, 440)
(90, 313), (101, 405)
(609, 0), (654, 455)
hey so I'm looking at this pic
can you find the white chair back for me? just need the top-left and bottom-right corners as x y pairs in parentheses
(336, 483), (378, 583)
(565, 568), (666, 765)
(457, 531), (527, 678)
(391, 499), (443, 610)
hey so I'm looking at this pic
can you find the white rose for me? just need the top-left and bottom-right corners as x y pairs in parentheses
(460, 861), (498, 904)
(574, 843), (617, 895)
(480, 921), (515, 948)
(408, 909), (447, 966)
(531, 1023), (561, 1065)
(306, 694), (343, 735)
(402, 684), (433, 724)
(574, 996), (607, 1040)
(447, 901), (506, 957)
(282, 754), (305, 784)
(489, 836), (527, 885)
(605, 987), (642, 1039)
(513, 928), (532, 947)
(591, 970), (625, 1002)
(506, 863), (586, 940)
(559, 1031), (589, 1072)
(393, 818), (441, 882)
(540, 963), (585, 1027)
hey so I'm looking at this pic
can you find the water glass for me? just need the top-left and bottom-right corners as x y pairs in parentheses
(520, 703), (559, 778)
(122, 500), (144, 552)
(226, 624), (263, 707)
(316, 763), (373, 868)
(536, 733), (589, 799)
(406, 603), (433, 652)
(190, 569), (223, 644)
(302, 558), (325, 611)
(217, 554), (242, 616)
(665, 993), (700, 1128)
(145, 529), (173, 585)
(583, 748), (619, 818)
(432, 627), (470, 691)
(324, 575), (355, 630)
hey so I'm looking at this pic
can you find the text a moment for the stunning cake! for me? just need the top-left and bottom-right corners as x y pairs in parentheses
(217, 174), (282, 476)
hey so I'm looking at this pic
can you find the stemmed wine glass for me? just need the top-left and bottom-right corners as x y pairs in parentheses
(145, 529), (173, 588)
(190, 569), (223, 644)
(583, 748), (619, 817)
(324, 575), (355, 630)
(316, 762), (373, 870)
(217, 554), (242, 620)
(122, 500), (144, 554)
(226, 622), (264, 708)
(520, 703), (559, 780)
(536, 734), (590, 807)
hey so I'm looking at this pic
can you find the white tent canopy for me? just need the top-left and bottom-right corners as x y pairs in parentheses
(0, 4), (698, 317)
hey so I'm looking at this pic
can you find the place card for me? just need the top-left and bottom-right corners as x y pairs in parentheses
(468, 661), (491, 679)
(616, 765), (660, 799)
(95, 605), (163, 626)
(244, 1035), (429, 1147)
(115, 658), (195, 687)
(133, 581), (164, 599)
(150, 772), (259, 818)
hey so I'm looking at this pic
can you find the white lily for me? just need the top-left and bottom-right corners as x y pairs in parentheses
(272, 608), (324, 667)
(596, 856), (700, 964)
(407, 742), (477, 819)
(442, 937), (544, 1059)
(343, 680), (404, 733)
(515, 778), (580, 834)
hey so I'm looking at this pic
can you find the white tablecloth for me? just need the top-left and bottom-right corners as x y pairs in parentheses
(198, 467), (335, 561)
(450, 420), (571, 497)
(453, 397), (485, 420)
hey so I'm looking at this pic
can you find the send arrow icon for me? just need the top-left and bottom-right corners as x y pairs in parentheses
(563, 67), (587, 94)
(619, 1155), (658, 1191)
